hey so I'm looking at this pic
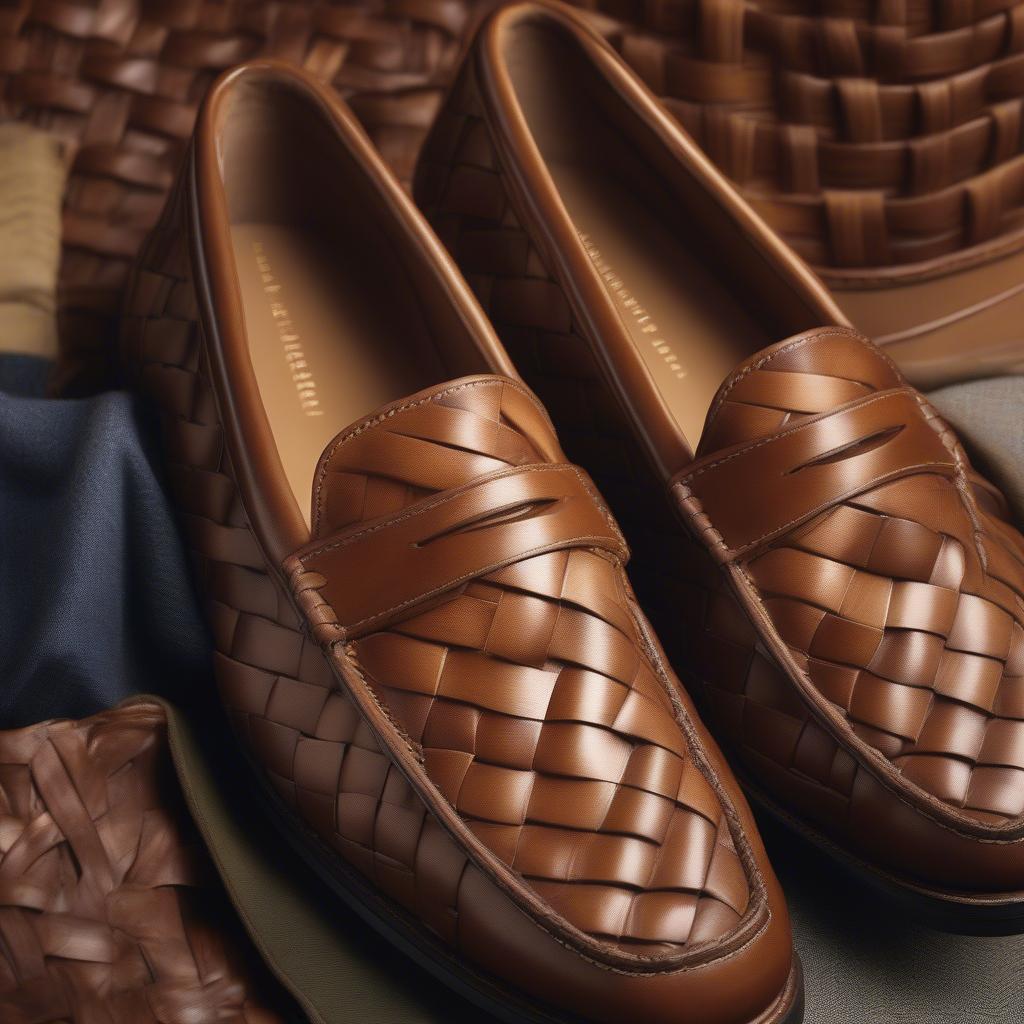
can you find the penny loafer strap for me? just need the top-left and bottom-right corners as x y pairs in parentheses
(293, 462), (628, 639)
(673, 389), (959, 561)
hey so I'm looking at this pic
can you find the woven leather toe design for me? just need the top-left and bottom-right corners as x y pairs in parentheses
(303, 377), (751, 952)
(121, 169), (756, 962)
(680, 329), (1024, 827)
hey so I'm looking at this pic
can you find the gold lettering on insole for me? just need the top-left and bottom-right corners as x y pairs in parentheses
(579, 232), (687, 380)
(252, 241), (324, 417)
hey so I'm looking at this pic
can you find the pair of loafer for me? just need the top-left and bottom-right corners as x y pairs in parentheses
(122, 3), (1024, 1022)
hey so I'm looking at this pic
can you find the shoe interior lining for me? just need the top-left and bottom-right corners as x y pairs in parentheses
(219, 79), (482, 528)
(505, 20), (819, 450)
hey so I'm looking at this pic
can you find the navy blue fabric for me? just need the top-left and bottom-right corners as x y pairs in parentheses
(0, 354), (212, 728)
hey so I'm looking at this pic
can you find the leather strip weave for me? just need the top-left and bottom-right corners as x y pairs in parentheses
(0, 703), (284, 1024)
(18, 0), (1024, 389)
(675, 389), (958, 559)
(300, 461), (628, 637)
(122, 187), (759, 961)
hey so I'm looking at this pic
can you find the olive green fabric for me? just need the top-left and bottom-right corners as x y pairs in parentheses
(0, 125), (64, 360)
(159, 700), (471, 1024)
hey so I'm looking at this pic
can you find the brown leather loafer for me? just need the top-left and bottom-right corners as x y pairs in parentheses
(120, 58), (801, 1023)
(416, 0), (1024, 933)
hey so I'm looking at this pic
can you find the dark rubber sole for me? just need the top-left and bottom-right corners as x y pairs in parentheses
(744, 775), (1024, 937)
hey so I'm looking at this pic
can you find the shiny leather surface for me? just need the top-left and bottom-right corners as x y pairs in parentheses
(416, 0), (1024, 901)
(0, 702), (284, 1023)
(16, 0), (1021, 394)
(122, 56), (799, 1024)
(591, 0), (1024, 385)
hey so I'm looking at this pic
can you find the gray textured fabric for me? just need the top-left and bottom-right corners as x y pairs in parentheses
(929, 376), (1024, 519)
(764, 818), (1024, 1024)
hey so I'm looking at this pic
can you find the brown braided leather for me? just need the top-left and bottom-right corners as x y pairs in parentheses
(299, 377), (750, 951)
(585, 0), (1024, 271)
(678, 329), (1024, 825)
(417, 48), (1024, 888)
(10, 0), (1024, 388)
(0, 702), (284, 1024)
(120, 169), (758, 960)
(0, 0), (492, 393)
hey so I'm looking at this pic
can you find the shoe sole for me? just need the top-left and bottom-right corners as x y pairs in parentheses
(740, 774), (1024, 937)
(238, 714), (805, 1024)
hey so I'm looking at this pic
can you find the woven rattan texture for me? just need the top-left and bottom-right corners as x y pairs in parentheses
(119, 173), (755, 956)
(0, 702), (284, 1024)
(417, 57), (1024, 836)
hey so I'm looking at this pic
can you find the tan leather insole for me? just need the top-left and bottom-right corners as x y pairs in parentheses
(549, 162), (768, 448)
(232, 223), (435, 525)
(506, 23), (771, 450)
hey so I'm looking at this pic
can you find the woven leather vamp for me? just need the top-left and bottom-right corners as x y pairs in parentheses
(0, 702), (283, 1024)
(293, 377), (751, 952)
(121, 180), (755, 960)
(678, 328), (1024, 827)
(416, 55), (1024, 838)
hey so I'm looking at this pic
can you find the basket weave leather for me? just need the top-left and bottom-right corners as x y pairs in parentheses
(118, 57), (801, 1023)
(0, 0), (492, 393)
(584, 0), (1024, 385)
(415, 0), (1024, 908)
(10, 0), (1024, 390)
(0, 701), (284, 1024)
(597, 0), (1024, 270)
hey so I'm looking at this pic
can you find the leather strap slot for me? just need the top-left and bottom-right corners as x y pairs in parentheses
(296, 463), (628, 638)
(675, 389), (958, 559)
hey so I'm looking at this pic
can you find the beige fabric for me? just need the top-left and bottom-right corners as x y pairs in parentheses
(0, 124), (65, 359)
(928, 377), (1024, 522)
